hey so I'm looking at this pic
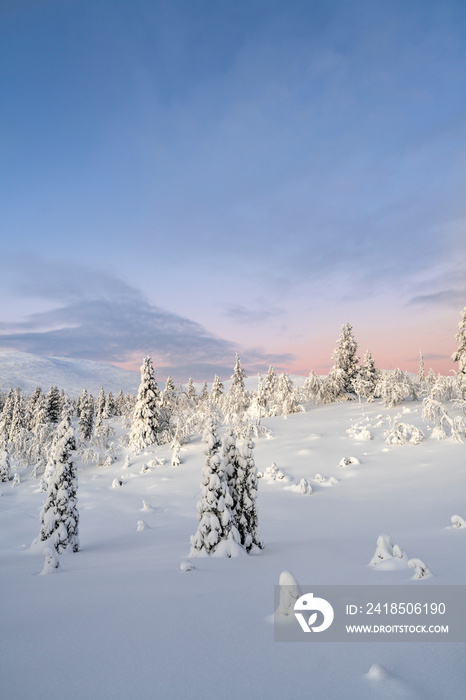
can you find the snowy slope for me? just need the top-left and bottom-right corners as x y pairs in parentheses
(1, 399), (465, 699)
(0, 351), (139, 396)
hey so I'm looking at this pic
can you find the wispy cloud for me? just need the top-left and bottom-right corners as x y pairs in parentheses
(0, 257), (295, 380)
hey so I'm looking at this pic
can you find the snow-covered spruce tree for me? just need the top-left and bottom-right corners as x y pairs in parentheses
(186, 377), (197, 402)
(129, 357), (161, 451)
(79, 393), (95, 441)
(190, 420), (242, 557)
(95, 387), (106, 424)
(236, 433), (263, 552)
(355, 349), (379, 402)
(263, 366), (278, 414)
(0, 448), (12, 481)
(102, 391), (116, 419)
(271, 373), (302, 416)
(38, 415), (79, 553)
(210, 375), (224, 405)
(0, 388), (14, 448)
(46, 386), (61, 424)
(224, 354), (249, 422)
(451, 305), (466, 374)
(222, 429), (242, 523)
(329, 323), (360, 394)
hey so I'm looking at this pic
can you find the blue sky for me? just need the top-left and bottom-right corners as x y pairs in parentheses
(1, 0), (465, 380)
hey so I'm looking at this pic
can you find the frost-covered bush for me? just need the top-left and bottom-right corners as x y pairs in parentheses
(422, 398), (465, 442)
(384, 419), (425, 445)
(408, 558), (431, 579)
(451, 514), (466, 529)
(369, 534), (404, 566)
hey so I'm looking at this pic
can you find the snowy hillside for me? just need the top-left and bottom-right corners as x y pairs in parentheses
(1, 399), (465, 699)
(0, 351), (139, 396)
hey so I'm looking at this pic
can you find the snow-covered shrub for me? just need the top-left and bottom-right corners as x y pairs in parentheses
(339, 456), (360, 467)
(346, 423), (372, 441)
(261, 461), (293, 483)
(12, 473), (20, 487)
(111, 479), (122, 489)
(408, 558), (431, 579)
(422, 398), (465, 442)
(369, 534), (404, 566)
(451, 514), (466, 528)
(180, 560), (195, 572)
(383, 419), (425, 445)
(136, 520), (149, 531)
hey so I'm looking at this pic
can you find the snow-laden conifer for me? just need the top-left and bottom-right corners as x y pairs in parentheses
(38, 416), (79, 553)
(451, 305), (466, 374)
(129, 357), (161, 451)
(46, 386), (61, 424)
(0, 449), (11, 481)
(224, 354), (249, 421)
(210, 375), (224, 405)
(236, 433), (263, 552)
(190, 420), (242, 557)
(329, 323), (360, 394)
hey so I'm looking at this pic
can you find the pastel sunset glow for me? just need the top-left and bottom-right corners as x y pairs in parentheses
(1, 1), (465, 381)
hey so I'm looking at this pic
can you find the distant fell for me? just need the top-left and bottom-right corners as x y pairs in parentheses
(0, 351), (139, 396)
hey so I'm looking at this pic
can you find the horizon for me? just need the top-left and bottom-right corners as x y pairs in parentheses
(1, 1), (465, 380)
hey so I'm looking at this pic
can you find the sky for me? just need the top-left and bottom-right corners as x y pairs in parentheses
(1, 0), (466, 381)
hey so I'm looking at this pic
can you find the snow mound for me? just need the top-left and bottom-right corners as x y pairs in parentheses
(260, 462), (293, 483)
(136, 520), (149, 531)
(369, 534), (405, 567)
(111, 479), (122, 489)
(408, 558), (431, 580)
(180, 560), (195, 572)
(347, 423), (372, 441)
(451, 514), (466, 529)
(275, 571), (301, 617)
(339, 456), (360, 468)
(284, 478), (312, 495)
(141, 500), (155, 513)
(39, 548), (60, 575)
(314, 473), (338, 486)
(365, 663), (389, 681)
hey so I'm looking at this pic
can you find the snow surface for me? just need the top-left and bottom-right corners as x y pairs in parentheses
(1, 399), (465, 699)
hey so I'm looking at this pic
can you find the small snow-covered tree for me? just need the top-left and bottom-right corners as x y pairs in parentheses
(355, 349), (379, 402)
(46, 386), (61, 424)
(224, 354), (249, 421)
(271, 373), (302, 416)
(0, 449), (11, 481)
(329, 323), (360, 394)
(190, 420), (242, 557)
(303, 370), (324, 404)
(451, 305), (466, 374)
(129, 357), (161, 451)
(186, 378), (197, 402)
(38, 416), (79, 553)
(379, 369), (411, 407)
(222, 429), (242, 522)
(210, 375), (224, 405)
(79, 393), (95, 441)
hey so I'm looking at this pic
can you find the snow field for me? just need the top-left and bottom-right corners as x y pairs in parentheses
(1, 399), (465, 699)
